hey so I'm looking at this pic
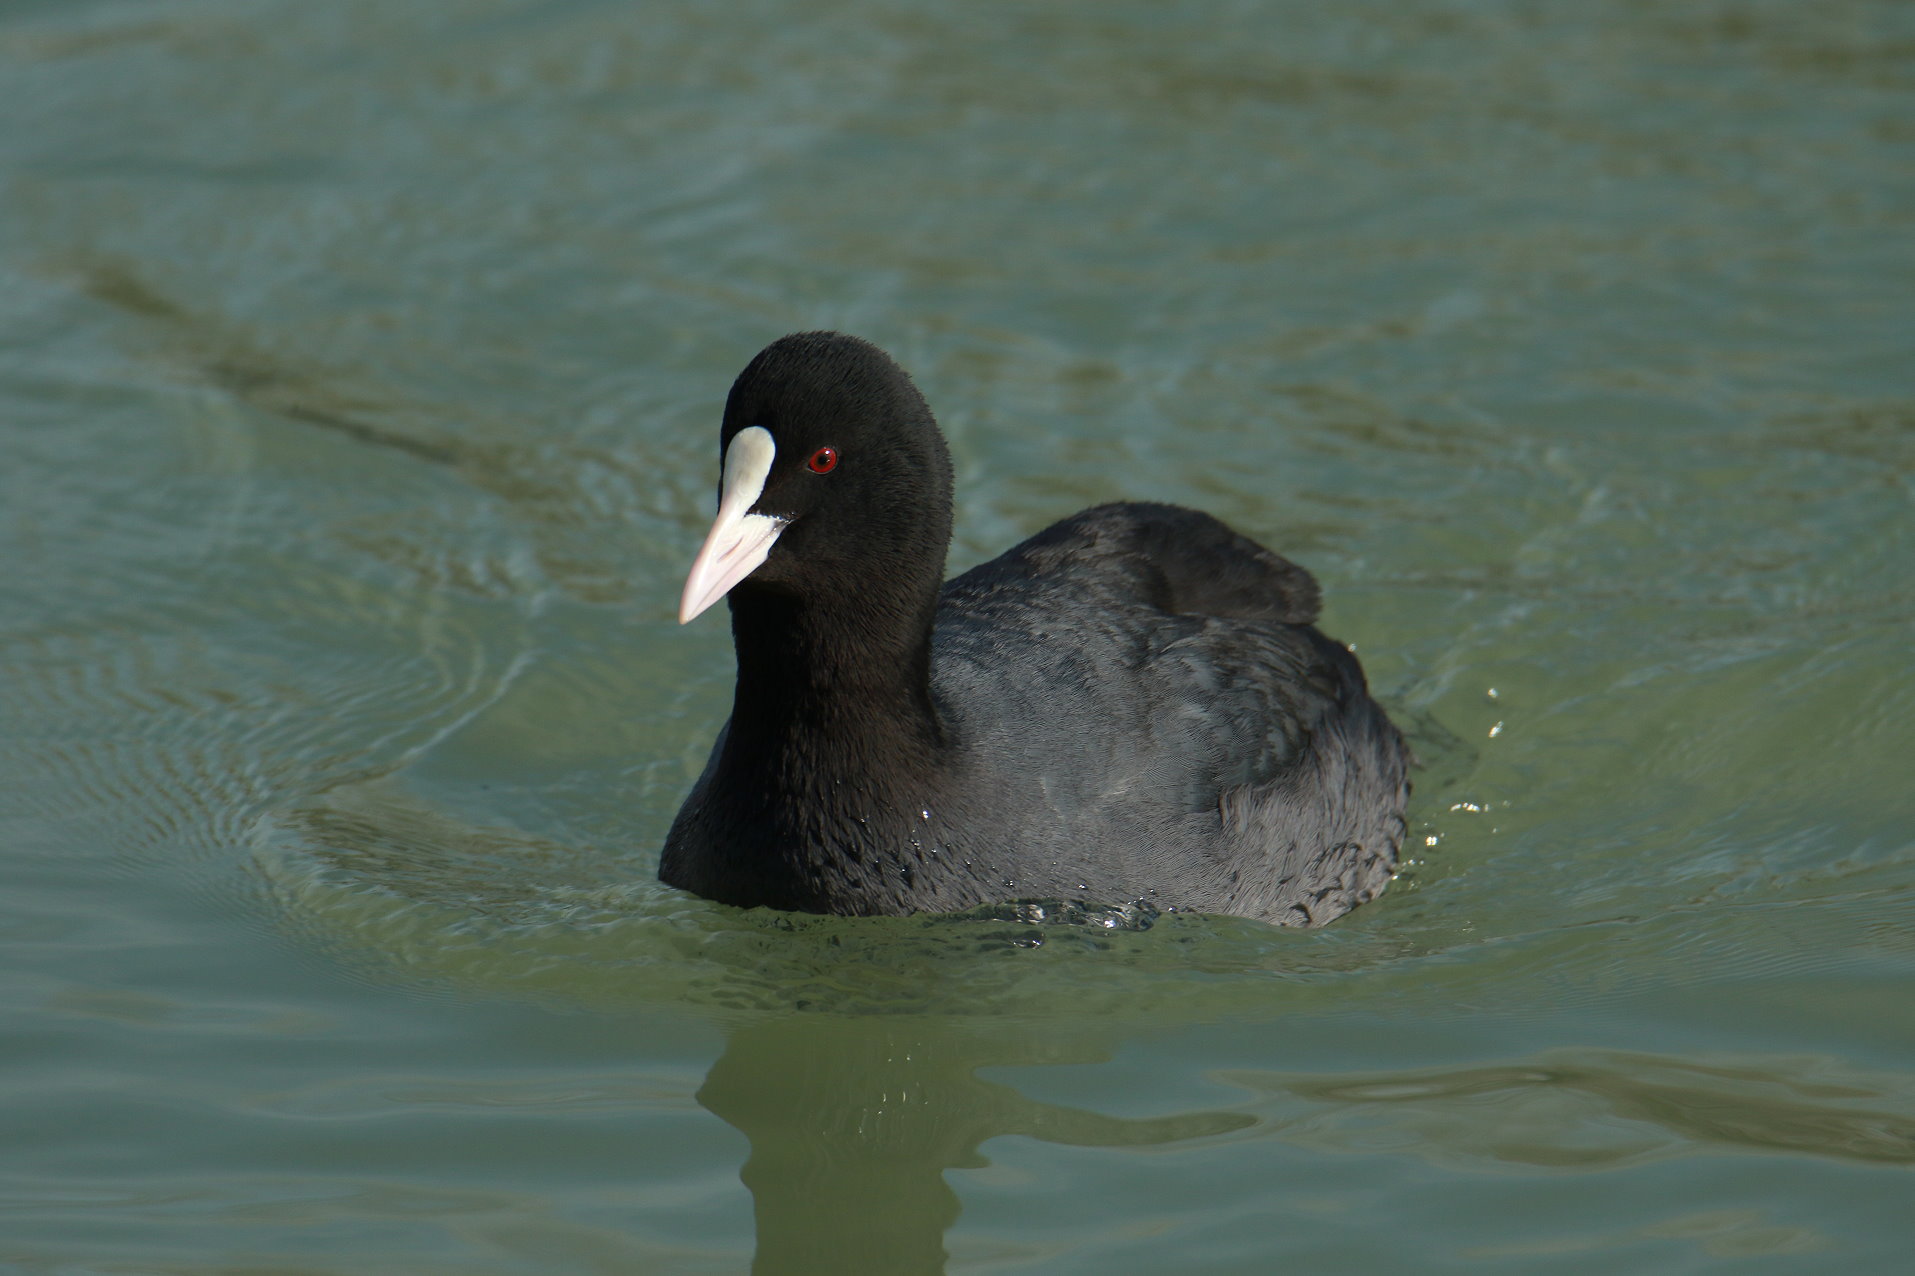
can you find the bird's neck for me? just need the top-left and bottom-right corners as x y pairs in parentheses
(722, 584), (944, 780)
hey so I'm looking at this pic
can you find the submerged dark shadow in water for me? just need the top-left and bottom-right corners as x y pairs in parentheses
(1224, 1049), (1915, 1171)
(66, 255), (468, 469)
(699, 1014), (1251, 1275)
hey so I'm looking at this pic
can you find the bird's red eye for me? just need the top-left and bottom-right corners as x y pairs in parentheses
(807, 446), (839, 474)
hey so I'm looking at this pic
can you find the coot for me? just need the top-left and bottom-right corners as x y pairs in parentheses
(661, 332), (1410, 925)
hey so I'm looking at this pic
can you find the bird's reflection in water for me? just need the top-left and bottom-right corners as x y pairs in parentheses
(699, 1013), (1253, 1275)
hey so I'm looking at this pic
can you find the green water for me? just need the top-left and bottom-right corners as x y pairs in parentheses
(3, 1), (1911, 1271)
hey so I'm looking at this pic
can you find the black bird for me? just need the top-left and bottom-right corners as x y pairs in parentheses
(661, 332), (1410, 925)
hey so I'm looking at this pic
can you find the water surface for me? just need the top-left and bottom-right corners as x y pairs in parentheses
(2, 1), (1912, 1271)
